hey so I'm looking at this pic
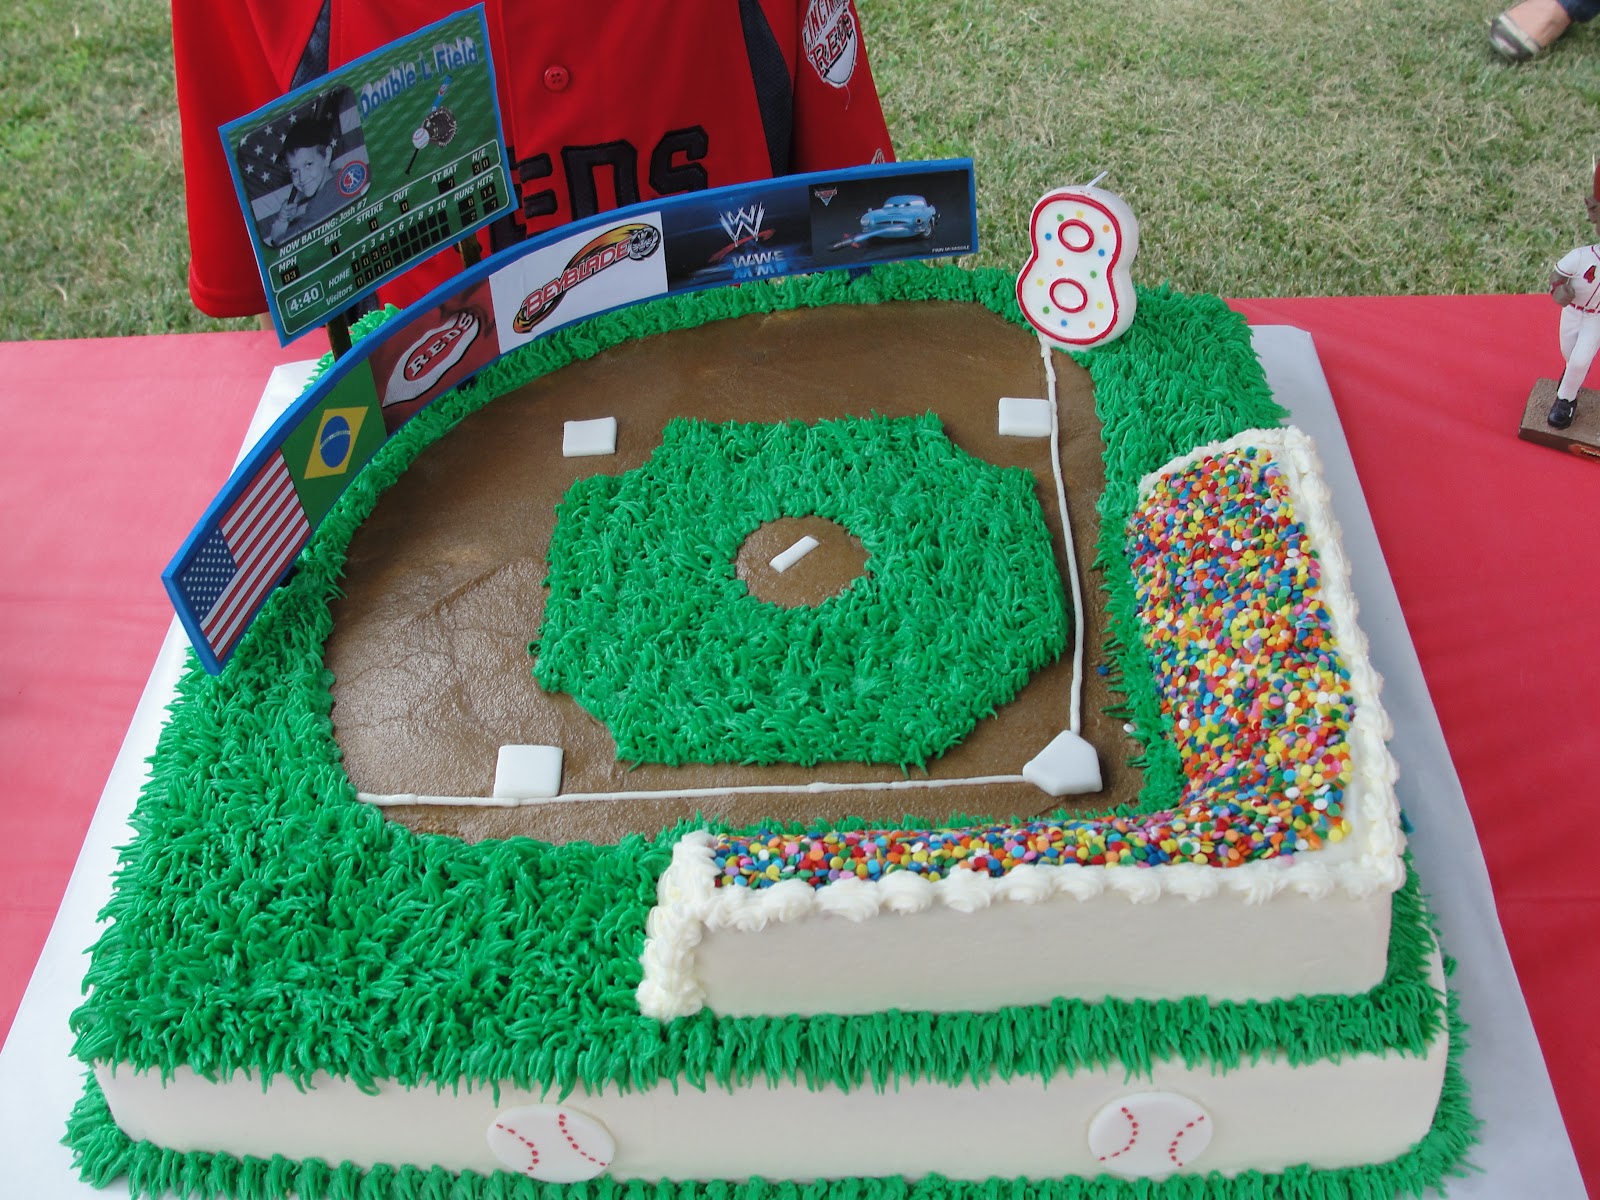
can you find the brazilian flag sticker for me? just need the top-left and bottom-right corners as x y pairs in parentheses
(282, 363), (386, 527)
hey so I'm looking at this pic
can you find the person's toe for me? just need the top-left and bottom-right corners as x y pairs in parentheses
(1490, 0), (1574, 59)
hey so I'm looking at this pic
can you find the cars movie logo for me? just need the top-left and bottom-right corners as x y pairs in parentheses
(384, 308), (481, 406)
(338, 159), (370, 198)
(802, 0), (858, 88)
(511, 223), (661, 335)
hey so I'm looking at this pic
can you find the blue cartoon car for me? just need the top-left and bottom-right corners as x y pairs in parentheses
(857, 194), (939, 240)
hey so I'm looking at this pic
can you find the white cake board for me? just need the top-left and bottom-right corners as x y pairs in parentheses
(0, 336), (1586, 1198)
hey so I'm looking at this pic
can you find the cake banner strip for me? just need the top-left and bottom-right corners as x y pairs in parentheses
(165, 159), (977, 673)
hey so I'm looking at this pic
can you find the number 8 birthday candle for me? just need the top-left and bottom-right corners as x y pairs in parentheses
(1016, 177), (1139, 347)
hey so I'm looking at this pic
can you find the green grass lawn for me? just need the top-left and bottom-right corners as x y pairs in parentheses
(3, 0), (1597, 340)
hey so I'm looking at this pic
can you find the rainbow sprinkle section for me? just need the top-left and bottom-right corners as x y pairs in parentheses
(712, 442), (1353, 890)
(1130, 443), (1352, 851)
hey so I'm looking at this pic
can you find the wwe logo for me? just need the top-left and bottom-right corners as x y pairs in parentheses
(718, 203), (766, 244)
(710, 202), (775, 264)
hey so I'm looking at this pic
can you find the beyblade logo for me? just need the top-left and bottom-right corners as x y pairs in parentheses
(511, 223), (661, 335)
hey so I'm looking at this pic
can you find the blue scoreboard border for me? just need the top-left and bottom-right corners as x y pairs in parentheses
(219, 4), (513, 344)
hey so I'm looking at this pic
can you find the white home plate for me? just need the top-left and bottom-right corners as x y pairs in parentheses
(487, 1104), (615, 1182)
(1087, 1091), (1212, 1179)
(1022, 729), (1102, 796)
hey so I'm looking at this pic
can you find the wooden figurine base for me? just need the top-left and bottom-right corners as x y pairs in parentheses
(1518, 379), (1600, 460)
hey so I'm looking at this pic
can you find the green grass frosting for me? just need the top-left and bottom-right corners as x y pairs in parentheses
(534, 413), (1069, 768)
(65, 263), (1471, 1196)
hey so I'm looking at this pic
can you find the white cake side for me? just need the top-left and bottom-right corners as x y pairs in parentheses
(96, 950), (1446, 1184)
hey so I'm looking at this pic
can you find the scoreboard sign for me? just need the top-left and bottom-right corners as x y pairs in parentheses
(221, 6), (511, 342)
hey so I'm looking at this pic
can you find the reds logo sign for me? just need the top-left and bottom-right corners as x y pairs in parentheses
(512, 223), (661, 335)
(385, 308), (481, 406)
(802, 0), (858, 88)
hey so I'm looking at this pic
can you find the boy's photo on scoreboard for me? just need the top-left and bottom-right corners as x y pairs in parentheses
(233, 87), (371, 256)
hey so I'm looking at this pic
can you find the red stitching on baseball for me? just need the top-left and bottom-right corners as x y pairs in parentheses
(494, 1121), (541, 1177)
(1168, 1114), (1206, 1165)
(559, 1111), (611, 1167)
(1098, 1106), (1139, 1161)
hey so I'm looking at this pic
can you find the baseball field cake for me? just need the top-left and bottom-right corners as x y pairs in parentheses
(66, 262), (1475, 1197)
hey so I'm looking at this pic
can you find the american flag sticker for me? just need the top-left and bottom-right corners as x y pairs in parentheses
(175, 453), (311, 666)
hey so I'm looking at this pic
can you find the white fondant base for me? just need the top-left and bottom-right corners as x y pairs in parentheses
(96, 956), (1447, 1184)
(693, 882), (1392, 1015)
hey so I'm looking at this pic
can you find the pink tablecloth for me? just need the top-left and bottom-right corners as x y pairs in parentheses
(1, 298), (1594, 1194)
(0, 330), (312, 1027)
(1231, 295), (1598, 1196)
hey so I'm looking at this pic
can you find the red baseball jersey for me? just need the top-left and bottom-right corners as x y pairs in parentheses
(172, 0), (895, 318)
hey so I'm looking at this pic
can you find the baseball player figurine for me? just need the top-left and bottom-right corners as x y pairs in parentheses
(1546, 163), (1600, 429)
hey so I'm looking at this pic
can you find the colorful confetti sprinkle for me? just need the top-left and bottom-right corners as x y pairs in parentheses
(711, 443), (1353, 889)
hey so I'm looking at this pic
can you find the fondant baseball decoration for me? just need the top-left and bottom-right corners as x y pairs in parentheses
(1086, 1091), (1213, 1180)
(487, 1104), (614, 1182)
(1017, 177), (1140, 347)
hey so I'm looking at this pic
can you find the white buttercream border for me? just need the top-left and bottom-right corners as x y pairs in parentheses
(636, 427), (1405, 1021)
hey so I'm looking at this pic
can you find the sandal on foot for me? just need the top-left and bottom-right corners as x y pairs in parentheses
(1489, 11), (1549, 60)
